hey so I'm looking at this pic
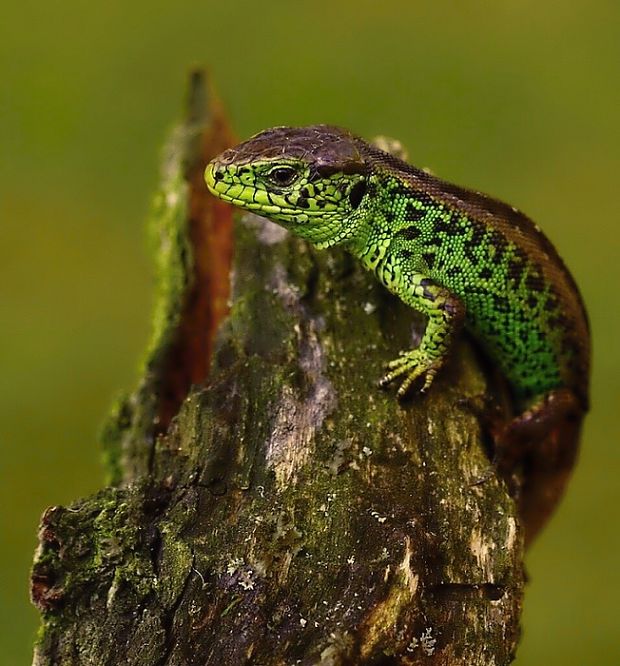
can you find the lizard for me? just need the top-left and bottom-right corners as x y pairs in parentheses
(204, 124), (590, 544)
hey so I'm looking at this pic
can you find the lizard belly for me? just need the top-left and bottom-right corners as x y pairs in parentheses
(460, 288), (563, 402)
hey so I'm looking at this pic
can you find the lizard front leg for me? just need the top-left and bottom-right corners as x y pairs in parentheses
(379, 273), (465, 398)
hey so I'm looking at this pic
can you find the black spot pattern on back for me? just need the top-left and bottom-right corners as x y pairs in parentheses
(405, 203), (425, 221)
(422, 252), (436, 269)
(433, 218), (454, 234)
(395, 226), (421, 240)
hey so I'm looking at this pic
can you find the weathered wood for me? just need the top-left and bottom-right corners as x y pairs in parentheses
(31, 71), (523, 666)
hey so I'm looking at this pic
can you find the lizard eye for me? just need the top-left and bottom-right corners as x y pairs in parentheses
(267, 166), (299, 187)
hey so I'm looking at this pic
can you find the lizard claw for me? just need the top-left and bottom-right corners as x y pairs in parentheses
(379, 350), (443, 398)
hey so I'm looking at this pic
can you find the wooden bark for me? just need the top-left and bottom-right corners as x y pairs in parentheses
(30, 70), (524, 666)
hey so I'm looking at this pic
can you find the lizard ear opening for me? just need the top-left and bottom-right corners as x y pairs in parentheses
(349, 179), (367, 209)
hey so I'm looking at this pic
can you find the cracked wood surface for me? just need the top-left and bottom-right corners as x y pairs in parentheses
(30, 71), (524, 665)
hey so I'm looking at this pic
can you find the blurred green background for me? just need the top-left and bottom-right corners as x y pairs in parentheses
(2, 1), (619, 663)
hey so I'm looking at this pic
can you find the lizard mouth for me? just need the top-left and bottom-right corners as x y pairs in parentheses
(205, 163), (329, 220)
(205, 165), (288, 216)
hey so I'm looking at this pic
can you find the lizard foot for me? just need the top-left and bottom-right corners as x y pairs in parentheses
(379, 350), (443, 398)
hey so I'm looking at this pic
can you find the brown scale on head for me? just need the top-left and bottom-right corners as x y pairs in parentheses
(213, 125), (367, 175)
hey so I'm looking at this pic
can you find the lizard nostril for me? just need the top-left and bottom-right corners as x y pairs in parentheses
(214, 170), (224, 181)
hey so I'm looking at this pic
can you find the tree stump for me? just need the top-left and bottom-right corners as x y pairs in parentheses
(30, 70), (524, 666)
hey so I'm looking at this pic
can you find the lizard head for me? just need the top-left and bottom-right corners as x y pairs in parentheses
(205, 125), (370, 248)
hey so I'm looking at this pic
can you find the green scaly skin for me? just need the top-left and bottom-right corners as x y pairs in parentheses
(205, 125), (590, 541)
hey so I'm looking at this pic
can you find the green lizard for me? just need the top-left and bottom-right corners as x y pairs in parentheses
(205, 125), (590, 543)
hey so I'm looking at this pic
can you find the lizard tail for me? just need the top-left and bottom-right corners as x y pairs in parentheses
(519, 415), (582, 547)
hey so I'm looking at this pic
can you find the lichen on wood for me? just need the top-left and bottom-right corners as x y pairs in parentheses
(31, 70), (524, 665)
